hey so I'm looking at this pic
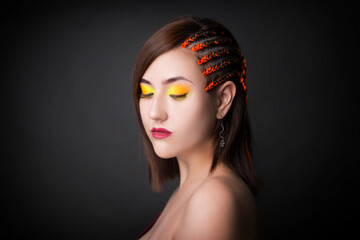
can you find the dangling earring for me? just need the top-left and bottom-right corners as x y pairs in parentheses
(219, 121), (225, 148)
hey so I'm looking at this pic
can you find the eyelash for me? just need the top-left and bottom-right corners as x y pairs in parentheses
(140, 92), (154, 98)
(169, 93), (189, 100)
(140, 92), (189, 100)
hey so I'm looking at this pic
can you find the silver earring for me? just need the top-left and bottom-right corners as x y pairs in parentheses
(219, 121), (225, 148)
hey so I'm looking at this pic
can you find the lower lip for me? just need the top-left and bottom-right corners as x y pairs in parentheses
(152, 132), (172, 139)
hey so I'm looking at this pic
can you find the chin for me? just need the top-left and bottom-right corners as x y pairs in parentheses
(153, 145), (176, 159)
(154, 150), (176, 159)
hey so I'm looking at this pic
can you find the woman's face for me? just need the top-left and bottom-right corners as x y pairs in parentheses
(139, 47), (218, 159)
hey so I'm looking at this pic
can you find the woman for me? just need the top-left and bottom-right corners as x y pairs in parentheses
(133, 16), (262, 240)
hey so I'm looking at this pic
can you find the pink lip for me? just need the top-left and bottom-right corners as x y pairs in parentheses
(151, 127), (172, 139)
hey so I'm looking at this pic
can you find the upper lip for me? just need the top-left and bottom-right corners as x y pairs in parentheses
(151, 127), (172, 133)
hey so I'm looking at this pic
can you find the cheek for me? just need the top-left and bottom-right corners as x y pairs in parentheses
(139, 102), (144, 120)
(171, 94), (215, 138)
(139, 101), (150, 128)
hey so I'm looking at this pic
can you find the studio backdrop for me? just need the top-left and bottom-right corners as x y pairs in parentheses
(1, 0), (358, 239)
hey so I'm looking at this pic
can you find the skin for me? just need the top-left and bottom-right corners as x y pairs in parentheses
(139, 47), (259, 240)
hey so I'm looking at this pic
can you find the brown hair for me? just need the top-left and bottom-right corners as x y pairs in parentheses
(132, 16), (262, 195)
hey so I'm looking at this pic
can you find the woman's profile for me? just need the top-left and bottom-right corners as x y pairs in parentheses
(133, 16), (262, 240)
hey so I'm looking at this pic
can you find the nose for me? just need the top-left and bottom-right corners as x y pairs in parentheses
(148, 92), (168, 121)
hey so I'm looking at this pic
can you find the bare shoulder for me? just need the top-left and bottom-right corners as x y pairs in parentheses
(175, 173), (259, 240)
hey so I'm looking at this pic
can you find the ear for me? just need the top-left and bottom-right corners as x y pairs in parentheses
(215, 81), (236, 119)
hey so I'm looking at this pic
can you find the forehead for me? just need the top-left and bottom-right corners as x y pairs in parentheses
(142, 47), (205, 86)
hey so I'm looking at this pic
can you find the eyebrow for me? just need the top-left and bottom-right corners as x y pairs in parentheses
(140, 76), (193, 85)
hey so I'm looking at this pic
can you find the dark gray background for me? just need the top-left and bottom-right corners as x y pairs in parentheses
(1, 0), (358, 239)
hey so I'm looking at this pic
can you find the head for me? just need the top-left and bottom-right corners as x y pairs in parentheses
(132, 16), (262, 194)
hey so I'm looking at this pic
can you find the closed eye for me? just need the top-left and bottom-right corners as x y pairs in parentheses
(170, 93), (189, 100)
(140, 92), (154, 98)
(168, 84), (191, 100)
(139, 83), (155, 98)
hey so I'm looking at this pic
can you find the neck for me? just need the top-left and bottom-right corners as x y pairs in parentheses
(176, 136), (217, 189)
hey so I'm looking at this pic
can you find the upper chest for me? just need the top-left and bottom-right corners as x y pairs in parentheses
(141, 169), (245, 239)
(140, 188), (197, 240)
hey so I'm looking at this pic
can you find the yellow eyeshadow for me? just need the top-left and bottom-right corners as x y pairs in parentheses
(139, 83), (155, 95)
(167, 85), (191, 96)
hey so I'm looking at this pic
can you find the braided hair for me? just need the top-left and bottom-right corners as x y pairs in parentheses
(181, 28), (248, 103)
